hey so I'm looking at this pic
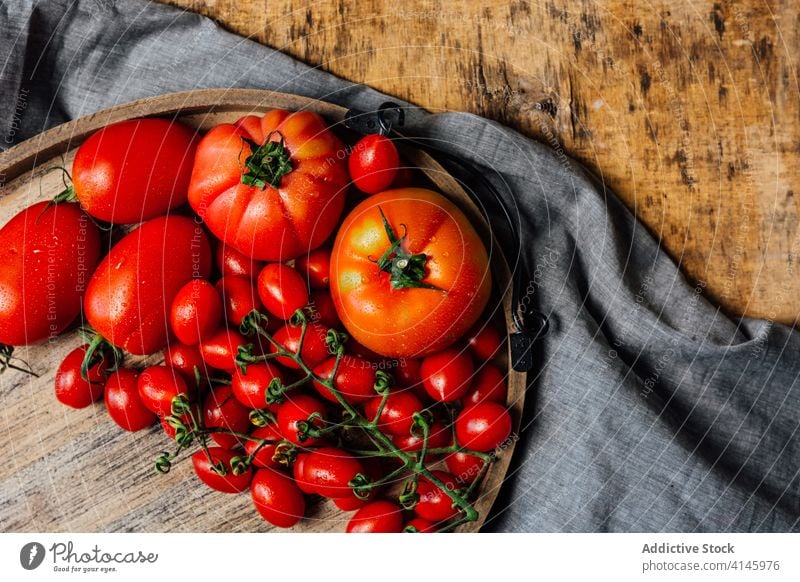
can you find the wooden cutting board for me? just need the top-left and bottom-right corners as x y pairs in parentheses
(0, 89), (526, 533)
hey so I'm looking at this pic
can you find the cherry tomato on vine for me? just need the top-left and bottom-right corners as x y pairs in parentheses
(271, 322), (330, 370)
(250, 468), (306, 528)
(295, 247), (331, 289)
(216, 275), (264, 327)
(192, 447), (252, 493)
(164, 342), (206, 383)
(299, 447), (364, 499)
(232, 362), (283, 410)
(199, 328), (249, 372)
(466, 322), (505, 361)
(292, 453), (314, 493)
(170, 280), (223, 346)
(137, 365), (191, 417)
(404, 517), (437, 533)
(104, 368), (156, 431)
(363, 390), (425, 437)
(277, 393), (327, 446)
(215, 242), (264, 279)
(455, 402), (512, 452)
(307, 290), (340, 329)
(54, 345), (109, 409)
(463, 364), (507, 406)
(348, 134), (399, 194)
(415, 470), (460, 522)
(245, 424), (284, 469)
(345, 500), (404, 533)
(444, 451), (486, 485)
(312, 356), (377, 404)
(421, 348), (474, 403)
(395, 358), (422, 388)
(392, 421), (451, 453)
(257, 263), (308, 320)
(203, 385), (252, 449)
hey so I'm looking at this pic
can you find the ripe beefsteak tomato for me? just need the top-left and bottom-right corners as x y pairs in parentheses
(188, 109), (349, 261)
(330, 188), (491, 357)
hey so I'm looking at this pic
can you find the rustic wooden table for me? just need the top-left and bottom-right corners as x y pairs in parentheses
(162, 0), (799, 325)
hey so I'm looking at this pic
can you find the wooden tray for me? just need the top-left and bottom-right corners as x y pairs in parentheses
(0, 89), (525, 533)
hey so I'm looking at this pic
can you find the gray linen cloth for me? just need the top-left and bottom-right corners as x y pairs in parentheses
(0, 0), (797, 532)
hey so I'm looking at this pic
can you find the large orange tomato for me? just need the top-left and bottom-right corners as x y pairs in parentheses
(330, 188), (491, 357)
(188, 110), (349, 261)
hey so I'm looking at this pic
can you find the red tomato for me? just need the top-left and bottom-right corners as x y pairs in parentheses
(277, 393), (326, 446)
(203, 385), (252, 449)
(331, 188), (491, 357)
(232, 362), (284, 410)
(271, 322), (330, 370)
(0, 202), (101, 346)
(392, 421), (451, 453)
(363, 390), (425, 437)
(85, 216), (212, 355)
(292, 453), (314, 493)
(54, 345), (108, 409)
(188, 110), (349, 261)
(295, 247), (331, 289)
(257, 264), (308, 320)
(164, 342), (206, 383)
(346, 500), (404, 533)
(216, 275), (264, 327)
(455, 402), (512, 452)
(415, 470), (459, 522)
(192, 447), (252, 493)
(245, 424), (284, 469)
(299, 447), (364, 499)
(464, 364), (507, 406)
(104, 368), (156, 431)
(307, 290), (340, 329)
(348, 134), (399, 194)
(170, 280), (223, 345)
(137, 365), (190, 417)
(466, 323), (505, 360)
(250, 468), (306, 528)
(215, 242), (263, 279)
(395, 358), (422, 388)
(421, 348), (474, 402)
(71, 118), (198, 223)
(444, 452), (486, 485)
(312, 356), (376, 404)
(405, 517), (437, 533)
(199, 327), (249, 372)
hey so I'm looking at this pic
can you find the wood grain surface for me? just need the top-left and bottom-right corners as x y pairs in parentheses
(158, 0), (800, 325)
(0, 90), (524, 532)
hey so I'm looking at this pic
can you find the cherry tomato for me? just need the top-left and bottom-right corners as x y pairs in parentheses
(192, 447), (252, 493)
(299, 447), (364, 499)
(199, 327), (249, 372)
(137, 365), (190, 417)
(203, 385), (252, 449)
(0, 202), (101, 346)
(444, 452), (486, 485)
(312, 356), (377, 404)
(104, 368), (156, 431)
(277, 393), (326, 446)
(307, 290), (341, 329)
(292, 453), (315, 493)
(421, 348), (474, 402)
(71, 118), (198, 223)
(348, 134), (399, 194)
(189, 110), (348, 261)
(257, 263), (308, 320)
(295, 247), (331, 289)
(250, 468), (306, 528)
(271, 322), (330, 370)
(455, 402), (512, 452)
(466, 323), (504, 360)
(415, 470), (459, 522)
(463, 364), (507, 406)
(85, 215), (212, 355)
(245, 424), (285, 469)
(232, 362), (284, 410)
(170, 280), (223, 345)
(392, 421), (451, 453)
(215, 242), (263, 279)
(405, 517), (437, 533)
(216, 275), (264, 327)
(363, 390), (425, 437)
(346, 500), (404, 533)
(164, 342), (206, 383)
(54, 345), (108, 409)
(331, 188), (491, 357)
(395, 358), (422, 388)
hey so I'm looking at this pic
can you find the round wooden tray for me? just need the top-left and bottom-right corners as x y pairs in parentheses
(0, 89), (525, 533)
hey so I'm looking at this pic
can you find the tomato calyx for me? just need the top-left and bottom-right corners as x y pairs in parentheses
(78, 328), (124, 382)
(240, 132), (293, 189)
(373, 208), (442, 291)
